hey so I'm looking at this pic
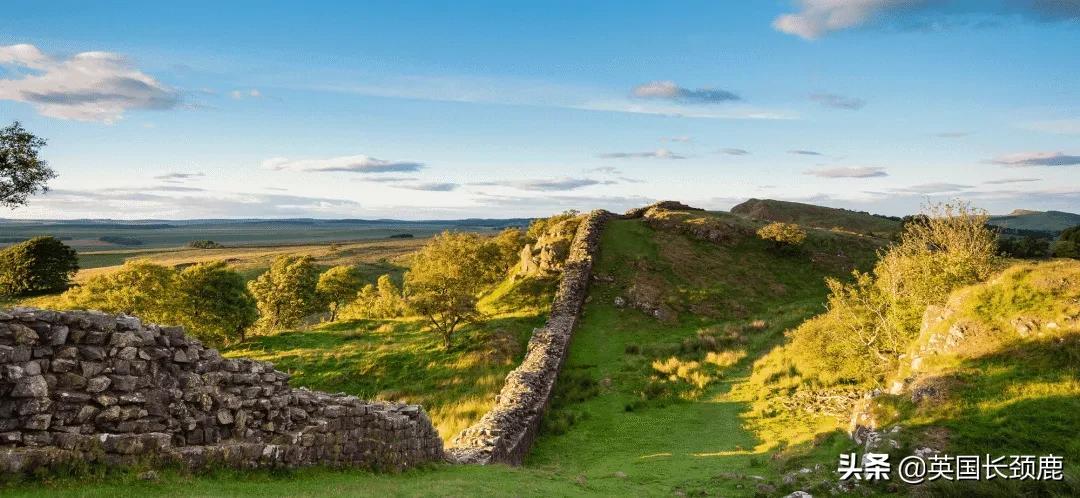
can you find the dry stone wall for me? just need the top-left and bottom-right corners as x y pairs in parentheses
(447, 209), (612, 465)
(0, 308), (443, 474)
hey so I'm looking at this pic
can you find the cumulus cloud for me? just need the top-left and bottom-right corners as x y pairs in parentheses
(0, 43), (179, 122)
(805, 166), (888, 178)
(631, 81), (740, 104)
(773, 0), (1080, 40)
(263, 155), (425, 173)
(983, 177), (1041, 185)
(810, 92), (866, 110)
(990, 151), (1080, 167)
(597, 148), (686, 160)
(718, 148), (750, 156)
(788, 149), (824, 156)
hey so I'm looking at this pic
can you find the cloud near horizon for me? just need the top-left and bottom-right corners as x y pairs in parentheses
(789, 149), (824, 156)
(471, 177), (611, 192)
(631, 81), (740, 104)
(597, 148), (685, 160)
(154, 172), (205, 181)
(990, 151), (1080, 167)
(810, 92), (866, 110)
(0, 43), (179, 122)
(263, 155), (425, 173)
(773, 0), (1080, 40)
(805, 166), (888, 178)
(719, 148), (750, 156)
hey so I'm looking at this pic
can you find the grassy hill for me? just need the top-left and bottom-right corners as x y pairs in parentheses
(988, 209), (1080, 233)
(731, 198), (902, 238)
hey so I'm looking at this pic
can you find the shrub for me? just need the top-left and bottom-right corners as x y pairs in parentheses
(756, 222), (807, 250)
(0, 236), (79, 296)
(1054, 225), (1080, 259)
(247, 256), (323, 332)
(341, 274), (406, 320)
(171, 261), (258, 344)
(316, 265), (364, 321)
(188, 240), (223, 249)
(59, 260), (176, 325)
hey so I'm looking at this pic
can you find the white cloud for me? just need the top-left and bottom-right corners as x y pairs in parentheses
(890, 182), (972, 194)
(262, 155), (425, 173)
(471, 177), (611, 191)
(989, 151), (1080, 167)
(805, 166), (888, 178)
(597, 148), (686, 160)
(631, 81), (740, 103)
(773, 0), (923, 40)
(810, 92), (866, 110)
(230, 88), (262, 99)
(0, 43), (179, 123)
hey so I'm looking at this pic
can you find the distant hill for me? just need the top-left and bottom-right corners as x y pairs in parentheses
(988, 209), (1080, 234)
(730, 198), (901, 237)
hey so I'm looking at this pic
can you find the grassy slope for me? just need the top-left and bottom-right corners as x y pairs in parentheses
(6, 215), (881, 496)
(731, 198), (902, 238)
(988, 210), (1080, 233)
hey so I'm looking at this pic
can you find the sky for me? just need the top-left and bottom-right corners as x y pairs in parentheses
(1, 0), (1079, 220)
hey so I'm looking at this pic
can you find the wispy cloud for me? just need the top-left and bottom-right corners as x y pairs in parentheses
(983, 178), (1041, 185)
(718, 148), (750, 156)
(586, 166), (622, 174)
(0, 44), (179, 123)
(890, 182), (972, 194)
(394, 182), (459, 192)
(631, 81), (741, 104)
(810, 92), (866, 110)
(263, 155), (425, 173)
(597, 148), (685, 160)
(1020, 119), (1080, 136)
(154, 172), (205, 181)
(663, 136), (693, 143)
(805, 166), (888, 178)
(230, 88), (262, 99)
(472, 177), (611, 191)
(990, 151), (1080, 167)
(774, 0), (1080, 40)
(788, 149), (824, 156)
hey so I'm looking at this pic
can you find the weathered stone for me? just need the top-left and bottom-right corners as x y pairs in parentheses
(86, 376), (111, 393)
(11, 375), (48, 398)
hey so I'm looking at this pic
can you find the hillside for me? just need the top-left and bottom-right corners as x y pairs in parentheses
(988, 209), (1080, 233)
(731, 198), (901, 238)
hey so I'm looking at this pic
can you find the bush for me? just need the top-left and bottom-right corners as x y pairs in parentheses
(0, 236), (79, 296)
(756, 222), (807, 250)
(60, 260), (176, 325)
(997, 235), (1050, 258)
(188, 240), (223, 249)
(1054, 225), (1080, 259)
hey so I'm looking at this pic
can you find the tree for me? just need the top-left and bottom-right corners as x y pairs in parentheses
(172, 261), (258, 344)
(317, 264), (364, 321)
(60, 260), (176, 324)
(1, 122), (56, 208)
(1054, 225), (1080, 259)
(490, 227), (528, 273)
(373, 274), (405, 317)
(404, 232), (497, 349)
(188, 240), (223, 249)
(756, 222), (807, 250)
(0, 236), (79, 296)
(247, 256), (323, 331)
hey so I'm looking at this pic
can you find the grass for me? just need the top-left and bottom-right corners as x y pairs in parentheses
(731, 198), (902, 238)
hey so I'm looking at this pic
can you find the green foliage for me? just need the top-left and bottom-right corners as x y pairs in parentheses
(316, 265), (364, 320)
(0, 236), (79, 297)
(755, 221), (806, 250)
(341, 274), (406, 320)
(171, 262), (258, 344)
(997, 234), (1051, 258)
(490, 227), (528, 274)
(247, 256), (323, 332)
(187, 240), (224, 249)
(1054, 225), (1080, 258)
(60, 260), (176, 325)
(0, 121), (56, 208)
(526, 209), (580, 241)
(58, 260), (255, 346)
(404, 232), (501, 348)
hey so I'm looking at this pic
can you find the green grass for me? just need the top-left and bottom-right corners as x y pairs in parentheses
(0, 218), (891, 496)
(731, 198), (902, 238)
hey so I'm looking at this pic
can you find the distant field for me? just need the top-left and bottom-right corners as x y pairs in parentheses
(0, 218), (528, 251)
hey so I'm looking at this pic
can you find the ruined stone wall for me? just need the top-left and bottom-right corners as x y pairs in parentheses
(0, 308), (443, 474)
(448, 209), (613, 465)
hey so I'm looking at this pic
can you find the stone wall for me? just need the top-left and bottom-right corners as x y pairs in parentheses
(447, 209), (613, 465)
(0, 308), (443, 474)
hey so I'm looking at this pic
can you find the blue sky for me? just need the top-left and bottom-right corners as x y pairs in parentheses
(1, 0), (1079, 219)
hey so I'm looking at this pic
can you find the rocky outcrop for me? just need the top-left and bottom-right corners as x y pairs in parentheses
(448, 210), (613, 465)
(623, 200), (703, 219)
(0, 308), (443, 475)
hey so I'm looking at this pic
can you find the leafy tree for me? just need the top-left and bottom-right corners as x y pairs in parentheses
(1, 122), (56, 208)
(998, 235), (1050, 259)
(60, 260), (176, 324)
(1054, 225), (1080, 259)
(342, 274), (407, 320)
(490, 227), (529, 273)
(0, 236), (79, 296)
(317, 264), (364, 321)
(404, 232), (499, 349)
(756, 222), (807, 250)
(247, 255), (323, 331)
(172, 261), (258, 344)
